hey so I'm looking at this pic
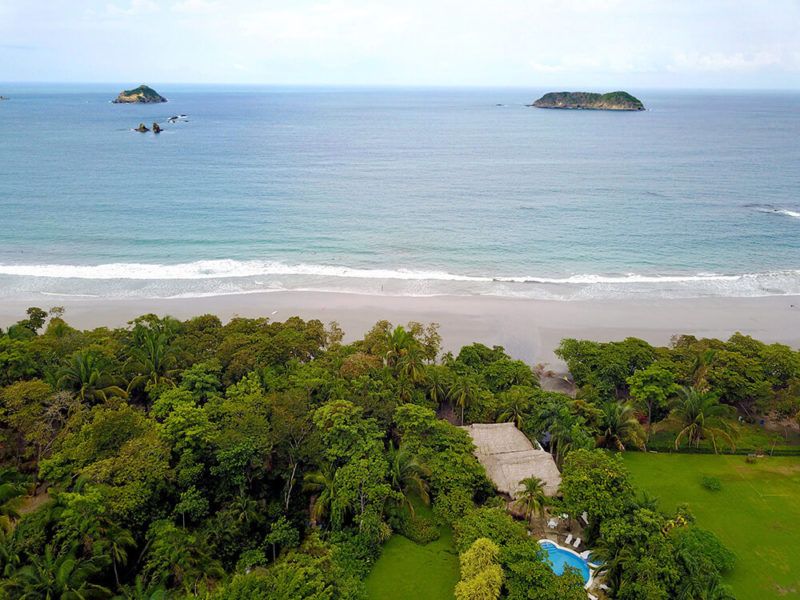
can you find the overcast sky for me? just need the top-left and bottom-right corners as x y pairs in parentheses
(2, 0), (799, 88)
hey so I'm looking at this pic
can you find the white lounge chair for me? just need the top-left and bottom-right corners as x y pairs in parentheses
(573, 537), (581, 548)
(588, 594), (598, 600)
(564, 534), (573, 545)
(599, 584), (611, 591)
(580, 550), (591, 559)
(547, 519), (558, 529)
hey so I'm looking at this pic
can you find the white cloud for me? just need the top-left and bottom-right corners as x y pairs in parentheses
(3, 0), (800, 86)
(669, 51), (784, 72)
(171, 0), (219, 14)
(106, 0), (160, 16)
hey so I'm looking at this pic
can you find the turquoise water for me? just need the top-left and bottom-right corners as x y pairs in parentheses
(1, 84), (799, 300)
(539, 540), (591, 585)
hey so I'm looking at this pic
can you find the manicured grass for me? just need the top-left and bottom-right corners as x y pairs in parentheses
(623, 452), (800, 599)
(365, 526), (459, 600)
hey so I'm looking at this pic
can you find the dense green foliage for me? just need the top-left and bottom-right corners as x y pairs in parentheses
(0, 309), (574, 599)
(532, 91), (645, 110)
(557, 334), (800, 451)
(1, 309), (785, 598)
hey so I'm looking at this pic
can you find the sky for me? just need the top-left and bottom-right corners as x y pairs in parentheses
(1, 0), (800, 88)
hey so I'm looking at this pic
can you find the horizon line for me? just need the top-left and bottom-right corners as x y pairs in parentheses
(3, 81), (800, 92)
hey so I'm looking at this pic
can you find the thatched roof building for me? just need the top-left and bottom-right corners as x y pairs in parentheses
(461, 423), (562, 497)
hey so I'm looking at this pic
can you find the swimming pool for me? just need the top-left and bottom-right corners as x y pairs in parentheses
(538, 540), (592, 587)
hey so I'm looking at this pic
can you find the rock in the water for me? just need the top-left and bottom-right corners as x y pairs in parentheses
(532, 91), (644, 111)
(135, 123), (150, 132)
(113, 85), (167, 104)
(152, 122), (162, 134)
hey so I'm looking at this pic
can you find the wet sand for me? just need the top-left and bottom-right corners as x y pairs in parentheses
(2, 292), (798, 369)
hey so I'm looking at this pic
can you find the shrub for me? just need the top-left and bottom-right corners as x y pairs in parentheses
(701, 476), (722, 492)
(397, 514), (440, 545)
(455, 538), (503, 600)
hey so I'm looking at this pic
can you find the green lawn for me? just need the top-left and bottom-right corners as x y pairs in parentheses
(365, 526), (459, 600)
(623, 453), (800, 599)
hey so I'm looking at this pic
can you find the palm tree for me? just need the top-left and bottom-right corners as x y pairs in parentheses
(691, 349), (717, 392)
(664, 387), (737, 453)
(596, 401), (646, 451)
(448, 374), (479, 425)
(0, 528), (21, 579)
(635, 490), (659, 511)
(514, 476), (547, 527)
(58, 350), (128, 404)
(425, 365), (450, 408)
(227, 490), (264, 526)
(385, 326), (425, 383)
(95, 524), (135, 588)
(126, 330), (178, 394)
(143, 523), (223, 596)
(397, 345), (426, 384)
(12, 544), (111, 599)
(395, 376), (416, 405)
(589, 538), (633, 597)
(0, 469), (29, 535)
(385, 326), (413, 367)
(386, 445), (430, 514)
(114, 576), (168, 600)
(496, 387), (533, 430)
(303, 463), (341, 528)
(537, 403), (592, 465)
(675, 550), (736, 600)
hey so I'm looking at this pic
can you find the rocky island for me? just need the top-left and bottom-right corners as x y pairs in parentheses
(532, 91), (644, 111)
(113, 84), (167, 104)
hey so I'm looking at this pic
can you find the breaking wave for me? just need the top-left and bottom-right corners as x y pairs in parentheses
(0, 259), (789, 284)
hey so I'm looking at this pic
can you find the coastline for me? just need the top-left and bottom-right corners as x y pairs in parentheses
(2, 291), (798, 368)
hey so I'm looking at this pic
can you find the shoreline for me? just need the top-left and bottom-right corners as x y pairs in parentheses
(2, 291), (799, 368)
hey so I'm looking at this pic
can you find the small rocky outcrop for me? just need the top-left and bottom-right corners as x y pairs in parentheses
(113, 85), (167, 104)
(152, 122), (162, 134)
(532, 91), (644, 111)
(135, 123), (150, 132)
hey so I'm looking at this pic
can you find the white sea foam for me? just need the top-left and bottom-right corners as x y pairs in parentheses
(752, 205), (800, 219)
(0, 260), (493, 281)
(0, 260), (798, 291)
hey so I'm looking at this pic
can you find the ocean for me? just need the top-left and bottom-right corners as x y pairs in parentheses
(1, 84), (799, 301)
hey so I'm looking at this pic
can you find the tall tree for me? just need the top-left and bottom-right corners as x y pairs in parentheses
(664, 387), (737, 452)
(58, 350), (127, 404)
(513, 476), (547, 527)
(11, 544), (111, 599)
(596, 401), (646, 451)
(449, 375), (479, 425)
(126, 329), (178, 394)
(386, 444), (430, 514)
(302, 463), (339, 527)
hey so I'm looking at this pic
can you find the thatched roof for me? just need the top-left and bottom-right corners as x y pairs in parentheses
(461, 423), (562, 497)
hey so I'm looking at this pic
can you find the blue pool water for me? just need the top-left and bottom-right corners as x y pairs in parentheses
(539, 540), (591, 585)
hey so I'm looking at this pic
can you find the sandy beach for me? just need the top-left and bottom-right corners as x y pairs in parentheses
(2, 292), (798, 369)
